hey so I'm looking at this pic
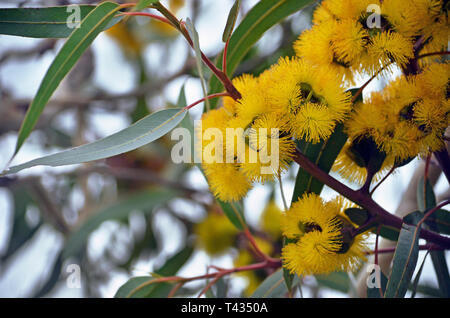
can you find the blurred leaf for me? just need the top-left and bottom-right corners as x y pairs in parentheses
(217, 200), (246, 231)
(32, 253), (63, 298)
(385, 213), (422, 298)
(5, 108), (187, 174)
(0, 5), (121, 38)
(115, 276), (159, 298)
(425, 209), (450, 235)
(222, 0), (241, 42)
(145, 246), (194, 297)
(410, 251), (430, 298)
(209, 0), (315, 108)
(412, 284), (443, 297)
(1, 187), (42, 263)
(185, 18), (210, 111)
(251, 269), (298, 298)
(315, 272), (350, 294)
(367, 269), (388, 298)
(120, 216), (158, 270)
(155, 246), (194, 277)
(62, 189), (178, 260)
(131, 57), (150, 122)
(134, 0), (160, 11)
(10, 2), (121, 158)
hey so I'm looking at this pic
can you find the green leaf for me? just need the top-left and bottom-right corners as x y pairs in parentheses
(0, 5), (121, 38)
(115, 276), (159, 298)
(410, 251), (430, 298)
(222, 0), (241, 42)
(426, 209), (450, 235)
(5, 108), (186, 175)
(292, 124), (348, 201)
(10, 2), (121, 159)
(134, 0), (160, 11)
(185, 18), (210, 111)
(367, 269), (388, 298)
(145, 246), (194, 298)
(345, 208), (370, 226)
(385, 213), (422, 298)
(217, 199), (246, 230)
(1, 187), (42, 263)
(209, 0), (315, 108)
(251, 269), (298, 298)
(155, 246), (194, 277)
(416, 179), (450, 297)
(62, 189), (177, 260)
(417, 177), (436, 213)
(378, 225), (400, 241)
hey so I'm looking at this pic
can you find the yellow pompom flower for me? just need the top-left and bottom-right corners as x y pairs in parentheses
(282, 194), (367, 276)
(345, 65), (449, 161)
(198, 107), (253, 202)
(364, 31), (414, 71)
(203, 163), (252, 202)
(265, 57), (352, 143)
(332, 141), (396, 185)
(223, 74), (261, 117)
(294, 22), (355, 84)
(239, 113), (295, 182)
(194, 211), (238, 256)
(106, 22), (142, 56)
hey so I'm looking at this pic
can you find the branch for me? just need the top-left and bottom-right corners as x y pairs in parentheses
(292, 148), (450, 248)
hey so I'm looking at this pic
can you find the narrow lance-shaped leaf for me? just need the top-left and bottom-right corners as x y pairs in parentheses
(0, 5), (121, 38)
(367, 269), (388, 298)
(410, 251), (430, 298)
(222, 0), (241, 42)
(385, 213), (422, 298)
(4, 108), (186, 175)
(251, 269), (299, 298)
(185, 18), (210, 111)
(11, 2), (121, 159)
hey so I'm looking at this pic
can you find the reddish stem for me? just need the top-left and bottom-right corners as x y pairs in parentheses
(243, 228), (279, 263)
(118, 11), (170, 24)
(184, 92), (231, 110)
(417, 51), (450, 59)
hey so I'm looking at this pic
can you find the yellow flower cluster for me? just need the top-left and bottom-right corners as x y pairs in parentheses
(282, 194), (367, 276)
(200, 58), (351, 202)
(295, 0), (448, 83)
(334, 62), (450, 184)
